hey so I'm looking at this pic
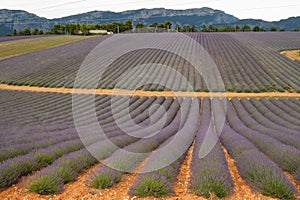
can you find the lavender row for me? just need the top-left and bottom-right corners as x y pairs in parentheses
(128, 98), (199, 197)
(231, 98), (300, 150)
(226, 99), (300, 183)
(0, 132), (77, 162)
(240, 98), (299, 135)
(86, 97), (185, 190)
(250, 98), (300, 131)
(270, 98), (300, 121)
(189, 97), (233, 198)
(260, 98), (300, 126)
(220, 123), (296, 199)
(24, 132), (143, 194)
(0, 139), (83, 188)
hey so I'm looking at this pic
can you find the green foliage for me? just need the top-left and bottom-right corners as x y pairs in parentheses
(89, 172), (122, 189)
(270, 26), (277, 32)
(130, 175), (171, 197)
(28, 175), (63, 195)
(192, 177), (231, 198)
(51, 166), (77, 183)
(260, 177), (295, 199)
(33, 151), (54, 166)
(136, 22), (145, 29)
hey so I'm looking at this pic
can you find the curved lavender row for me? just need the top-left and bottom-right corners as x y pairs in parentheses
(289, 98), (300, 107)
(93, 96), (154, 131)
(271, 98), (300, 120)
(189, 97), (233, 198)
(220, 124), (296, 199)
(1, 91), (158, 189)
(0, 139), (83, 188)
(0, 128), (76, 148)
(0, 132), (77, 162)
(109, 97), (174, 135)
(231, 98), (300, 150)
(99, 96), (157, 128)
(240, 98), (299, 135)
(128, 98), (199, 197)
(226, 99), (300, 183)
(250, 98), (300, 130)
(86, 113), (181, 190)
(260, 98), (300, 126)
(85, 97), (183, 189)
(24, 133), (142, 194)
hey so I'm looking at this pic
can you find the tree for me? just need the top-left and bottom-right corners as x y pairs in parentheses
(190, 25), (197, 32)
(136, 22), (145, 29)
(22, 28), (31, 35)
(32, 27), (39, 35)
(280, 28), (285, 32)
(253, 25), (260, 32)
(181, 25), (191, 32)
(164, 21), (172, 30)
(13, 29), (18, 36)
(38, 30), (44, 35)
(242, 25), (251, 32)
(208, 25), (218, 32)
(200, 25), (208, 32)
(270, 26), (277, 32)
(52, 24), (65, 34)
(157, 23), (166, 28)
(175, 24), (181, 32)
(124, 20), (133, 30)
(66, 23), (78, 35)
(79, 23), (89, 35)
(149, 22), (158, 28)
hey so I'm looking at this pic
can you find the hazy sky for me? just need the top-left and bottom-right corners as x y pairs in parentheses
(1, 0), (300, 21)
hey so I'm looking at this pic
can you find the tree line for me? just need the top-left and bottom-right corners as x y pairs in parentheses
(5, 20), (298, 36)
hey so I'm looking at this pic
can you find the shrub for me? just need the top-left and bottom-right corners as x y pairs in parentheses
(28, 175), (63, 195)
(87, 166), (122, 189)
(129, 174), (171, 197)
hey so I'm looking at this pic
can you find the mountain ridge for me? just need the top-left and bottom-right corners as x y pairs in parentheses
(0, 7), (299, 36)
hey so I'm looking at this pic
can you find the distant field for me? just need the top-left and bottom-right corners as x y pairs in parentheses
(0, 35), (93, 59)
(281, 49), (300, 61)
(0, 32), (299, 93)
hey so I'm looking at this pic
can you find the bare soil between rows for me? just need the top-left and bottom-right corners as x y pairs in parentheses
(1, 84), (300, 98)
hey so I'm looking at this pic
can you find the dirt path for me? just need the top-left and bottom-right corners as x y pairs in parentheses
(1, 84), (300, 98)
(171, 141), (202, 200)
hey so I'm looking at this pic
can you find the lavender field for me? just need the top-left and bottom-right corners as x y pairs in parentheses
(0, 90), (299, 199)
(0, 32), (299, 199)
(0, 32), (299, 92)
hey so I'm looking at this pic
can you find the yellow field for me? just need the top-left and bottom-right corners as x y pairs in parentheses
(0, 35), (93, 60)
(281, 49), (300, 61)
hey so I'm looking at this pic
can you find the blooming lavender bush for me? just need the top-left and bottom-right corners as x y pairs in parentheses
(0, 139), (83, 188)
(86, 97), (184, 190)
(190, 98), (233, 198)
(227, 99), (300, 175)
(221, 98), (297, 199)
(129, 98), (199, 197)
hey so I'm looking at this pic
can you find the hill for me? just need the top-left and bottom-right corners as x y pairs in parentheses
(0, 7), (299, 35)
